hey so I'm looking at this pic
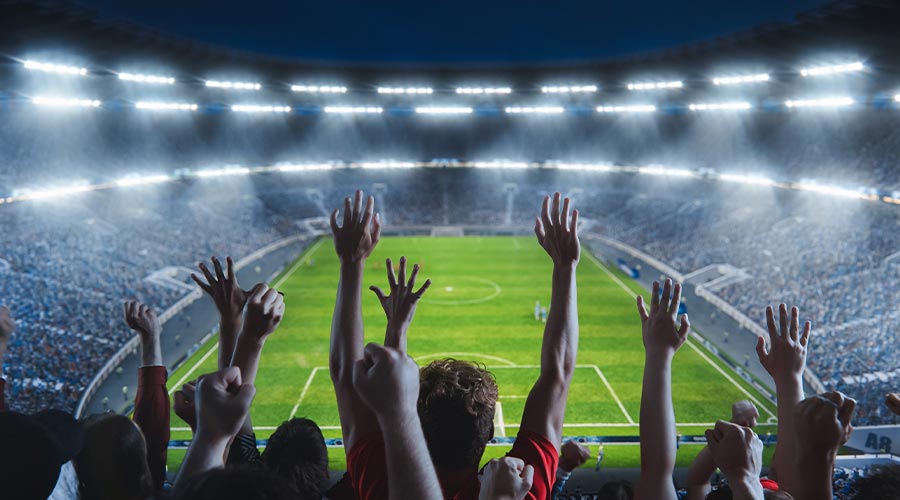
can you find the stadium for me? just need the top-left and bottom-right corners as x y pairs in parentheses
(2, 0), (900, 498)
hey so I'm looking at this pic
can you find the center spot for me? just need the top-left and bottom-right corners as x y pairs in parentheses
(445, 286), (454, 292)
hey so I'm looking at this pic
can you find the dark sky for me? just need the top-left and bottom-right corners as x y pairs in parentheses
(74, 0), (831, 64)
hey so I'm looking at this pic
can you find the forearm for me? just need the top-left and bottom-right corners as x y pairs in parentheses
(330, 263), (366, 381)
(133, 366), (170, 491)
(685, 447), (715, 500)
(540, 265), (578, 380)
(638, 354), (677, 497)
(381, 413), (443, 500)
(176, 432), (228, 488)
(727, 478), (765, 500)
(771, 376), (803, 485)
(789, 456), (833, 500)
(140, 334), (163, 367)
(218, 316), (242, 370)
(384, 323), (408, 352)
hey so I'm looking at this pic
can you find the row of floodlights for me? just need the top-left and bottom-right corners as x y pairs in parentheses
(22, 59), (867, 92)
(30, 95), (890, 113)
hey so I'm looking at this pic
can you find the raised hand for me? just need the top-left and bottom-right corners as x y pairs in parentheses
(886, 393), (900, 417)
(124, 301), (162, 366)
(191, 256), (248, 324)
(731, 400), (760, 428)
(331, 190), (382, 264)
(636, 279), (690, 358)
(0, 306), (15, 359)
(756, 305), (810, 384)
(791, 392), (856, 500)
(559, 440), (591, 473)
(478, 457), (535, 500)
(174, 381), (198, 431)
(352, 343), (420, 421)
(534, 192), (580, 267)
(370, 257), (431, 350)
(705, 421), (764, 498)
(194, 367), (256, 444)
(242, 284), (285, 341)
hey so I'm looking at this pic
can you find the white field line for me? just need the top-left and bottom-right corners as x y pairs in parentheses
(273, 238), (326, 288)
(590, 365), (635, 424)
(494, 402), (507, 438)
(584, 251), (777, 420)
(415, 352), (517, 366)
(168, 343), (218, 395)
(289, 367), (322, 419)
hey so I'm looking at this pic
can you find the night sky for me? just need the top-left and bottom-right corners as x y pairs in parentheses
(73, 0), (830, 64)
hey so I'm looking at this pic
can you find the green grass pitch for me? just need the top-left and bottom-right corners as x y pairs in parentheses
(164, 236), (778, 472)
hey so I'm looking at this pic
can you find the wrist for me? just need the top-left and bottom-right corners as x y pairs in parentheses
(645, 350), (675, 365)
(727, 476), (764, 500)
(340, 259), (367, 271)
(221, 316), (242, 331)
(377, 406), (420, 431)
(193, 428), (231, 451)
(237, 333), (266, 351)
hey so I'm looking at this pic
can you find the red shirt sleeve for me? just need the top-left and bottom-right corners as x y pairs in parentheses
(325, 472), (357, 500)
(133, 366), (169, 492)
(506, 430), (559, 500)
(347, 432), (389, 500)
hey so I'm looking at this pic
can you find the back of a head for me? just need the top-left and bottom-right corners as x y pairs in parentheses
(851, 464), (900, 500)
(0, 411), (66, 500)
(418, 359), (499, 469)
(74, 413), (153, 500)
(174, 465), (301, 500)
(597, 480), (634, 500)
(261, 417), (329, 500)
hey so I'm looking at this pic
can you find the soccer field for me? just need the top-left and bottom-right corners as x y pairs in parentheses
(165, 236), (778, 471)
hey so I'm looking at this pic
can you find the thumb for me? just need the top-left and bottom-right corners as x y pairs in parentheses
(351, 358), (370, 395)
(521, 464), (535, 487)
(755, 336), (767, 361)
(234, 383), (257, 410)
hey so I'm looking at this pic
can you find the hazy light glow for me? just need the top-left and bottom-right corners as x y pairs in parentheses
(205, 80), (261, 90)
(718, 173), (776, 186)
(784, 97), (854, 109)
(115, 174), (171, 187)
(627, 80), (683, 91)
(712, 73), (770, 85)
(541, 85), (598, 94)
(135, 101), (198, 111)
(794, 181), (869, 199)
(323, 106), (383, 114)
(32, 96), (101, 108)
(276, 163), (334, 172)
(195, 167), (252, 178)
(118, 72), (175, 85)
(894, 94), (900, 103)
(596, 104), (656, 113)
(800, 61), (864, 77)
(505, 106), (565, 114)
(689, 101), (752, 111)
(456, 87), (512, 95)
(231, 104), (291, 113)
(291, 84), (347, 93)
(638, 166), (693, 177)
(24, 60), (87, 76)
(14, 181), (92, 201)
(358, 160), (417, 169)
(553, 162), (614, 171)
(377, 87), (433, 95)
(414, 106), (473, 115)
(472, 160), (530, 169)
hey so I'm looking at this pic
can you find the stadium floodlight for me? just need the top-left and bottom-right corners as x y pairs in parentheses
(784, 97), (854, 109)
(23, 60), (87, 76)
(800, 61), (864, 77)
(323, 106), (383, 114)
(195, 166), (252, 178)
(627, 80), (683, 91)
(14, 181), (92, 201)
(894, 94), (900, 103)
(711, 73), (770, 86)
(231, 104), (291, 113)
(414, 106), (473, 115)
(118, 72), (175, 85)
(504, 106), (565, 114)
(358, 160), (417, 169)
(455, 87), (512, 95)
(718, 173), (776, 186)
(554, 162), (614, 171)
(794, 181), (869, 199)
(135, 101), (198, 111)
(688, 101), (752, 111)
(205, 80), (262, 90)
(541, 85), (598, 94)
(32, 96), (101, 108)
(596, 104), (656, 113)
(638, 166), (693, 177)
(115, 174), (171, 187)
(376, 87), (433, 95)
(472, 160), (530, 169)
(276, 163), (334, 172)
(291, 84), (347, 93)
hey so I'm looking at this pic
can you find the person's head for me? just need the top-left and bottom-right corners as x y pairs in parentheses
(418, 358), (499, 469)
(261, 417), (329, 500)
(173, 465), (300, 500)
(597, 480), (633, 500)
(74, 413), (153, 500)
(851, 464), (900, 500)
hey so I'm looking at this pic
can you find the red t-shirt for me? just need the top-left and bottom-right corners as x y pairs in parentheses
(347, 429), (559, 500)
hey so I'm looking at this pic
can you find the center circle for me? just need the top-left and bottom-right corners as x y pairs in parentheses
(423, 276), (502, 305)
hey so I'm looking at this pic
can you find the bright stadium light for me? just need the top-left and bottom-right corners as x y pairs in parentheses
(596, 104), (656, 113)
(784, 97), (854, 109)
(800, 61), (864, 77)
(195, 166), (252, 178)
(14, 181), (92, 201)
(472, 160), (530, 169)
(115, 174), (171, 187)
(541, 85), (598, 94)
(276, 163), (334, 172)
(135, 101), (198, 111)
(455, 86), (512, 95)
(505, 106), (565, 114)
(32, 96), (101, 108)
(718, 173), (776, 186)
(627, 80), (683, 91)
(688, 101), (752, 111)
(231, 104), (291, 113)
(376, 87), (433, 95)
(358, 160), (417, 169)
(638, 166), (693, 177)
(205, 80), (262, 90)
(323, 106), (383, 114)
(894, 94), (900, 103)
(794, 181), (870, 199)
(414, 106), (473, 115)
(712, 73), (770, 85)
(291, 84), (347, 93)
(23, 60), (88, 76)
(118, 72), (175, 85)
(554, 162), (614, 171)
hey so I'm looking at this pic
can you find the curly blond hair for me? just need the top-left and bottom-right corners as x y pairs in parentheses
(418, 359), (499, 468)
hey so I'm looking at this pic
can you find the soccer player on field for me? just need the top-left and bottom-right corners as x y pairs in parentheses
(327, 190), (580, 500)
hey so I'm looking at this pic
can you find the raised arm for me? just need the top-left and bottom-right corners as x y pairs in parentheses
(635, 279), (690, 500)
(755, 304), (810, 493)
(370, 256), (431, 352)
(191, 256), (248, 370)
(329, 190), (382, 451)
(479, 457), (535, 500)
(791, 391), (855, 500)
(705, 420), (765, 500)
(124, 301), (170, 492)
(520, 192), (580, 446)
(685, 401), (759, 500)
(352, 343), (443, 500)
